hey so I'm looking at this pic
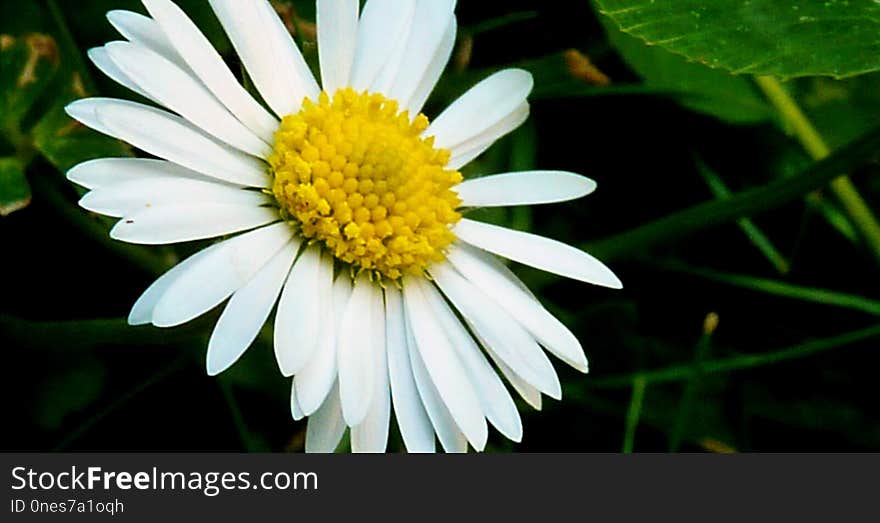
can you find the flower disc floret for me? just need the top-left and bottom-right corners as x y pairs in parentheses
(269, 88), (462, 280)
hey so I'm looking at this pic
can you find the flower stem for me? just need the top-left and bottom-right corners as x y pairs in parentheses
(755, 75), (880, 262)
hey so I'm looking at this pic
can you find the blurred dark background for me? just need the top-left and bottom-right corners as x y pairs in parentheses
(2, 0), (879, 452)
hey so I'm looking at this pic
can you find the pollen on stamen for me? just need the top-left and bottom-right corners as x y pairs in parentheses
(269, 88), (463, 280)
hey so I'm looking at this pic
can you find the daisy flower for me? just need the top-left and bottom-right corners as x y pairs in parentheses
(65, 0), (622, 453)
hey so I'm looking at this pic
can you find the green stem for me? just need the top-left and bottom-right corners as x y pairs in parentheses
(588, 323), (880, 389)
(755, 75), (880, 262)
(621, 376), (646, 453)
(754, 76), (830, 159)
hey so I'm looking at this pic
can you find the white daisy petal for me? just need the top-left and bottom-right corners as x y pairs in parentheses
(421, 282), (522, 442)
(406, 17), (456, 115)
(426, 69), (533, 150)
(350, 0), (417, 92)
(295, 274), (350, 416)
(420, 286), (522, 443)
(447, 102), (529, 170)
(104, 41), (270, 157)
(350, 288), (390, 453)
(128, 246), (216, 326)
(255, 0), (322, 105)
(429, 262), (561, 399)
(405, 315), (467, 453)
(337, 275), (376, 427)
(88, 46), (155, 101)
(64, 97), (122, 137)
(274, 246), (324, 377)
(66, 158), (217, 190)
(317, 0), (359, 94)
(456, 171), (596, 208)
(454, 218), (622, 288)
(403, 276), (487, 451)
(448, 244), (589, 372)
(206, 240), (298, 376)
(484, 346), (543, 411)
(305, 384), (347, 453)
(367, 29), (414, 95)
(385, 288), (435, 453)
(290, 384), (306, 421)
(150, 222), (292, 327)
(141, 0), (278, 141)
(208, 0), (319, 117)
(388, 0), (456, 110)
(66, 98), (269, 187)
(106, 10), (186, 69)
(79, 177), (268, 218)
(110, 203), (278, 245)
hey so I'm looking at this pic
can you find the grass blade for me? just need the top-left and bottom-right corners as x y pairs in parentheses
(589, 323), (880, 389)
(669, 314), (717, 452)
(621, 376), (647, 453)
(658, 262), (880, 317)
(587, 125), (880, 261)
(696, 158), (790, 274)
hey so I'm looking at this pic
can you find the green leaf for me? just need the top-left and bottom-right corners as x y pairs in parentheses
(594, 0), (880, 79)
(0, 157), (30, 216)
(596, 6), (771, 124)
(0, 4), (131, 173)
(29, 2), (132, 172)
(0, 33), (60, 135)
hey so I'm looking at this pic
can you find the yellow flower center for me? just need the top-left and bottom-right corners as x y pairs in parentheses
(269, 88), (462, 280)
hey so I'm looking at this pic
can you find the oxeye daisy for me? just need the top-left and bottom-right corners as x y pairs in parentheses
(65, 0), (622, 453)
